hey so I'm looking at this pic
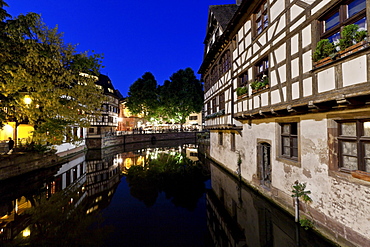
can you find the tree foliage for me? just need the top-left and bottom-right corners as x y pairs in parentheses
(160, 68), (203, 126)
(0, 1), (104, 144)
(126, 72), (159, 120)
(126, 68), (203, 126)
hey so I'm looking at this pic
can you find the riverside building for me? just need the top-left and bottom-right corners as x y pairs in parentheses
(199, 0), (370, 246)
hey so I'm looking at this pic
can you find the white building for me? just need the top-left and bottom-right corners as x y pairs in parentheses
(199, 1), (370, 246)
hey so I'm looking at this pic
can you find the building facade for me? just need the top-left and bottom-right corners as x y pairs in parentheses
(88, 74), (121, 136)
(199, 1), (370, 246)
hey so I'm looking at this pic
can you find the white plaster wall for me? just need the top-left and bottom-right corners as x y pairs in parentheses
(275, 44), (286, 64)
(302, 51), (312, 73)
(311, 0), (330, 15)
(290, 4), (304, 21)
(210, 131), (240, 175)
(240, 121), (276, 181)
(342, 55), (367, 87)
(318, 68), (335, 93)
(303, 77), (313, 97)
(270, 0), (285, 22)
(291, 34), (299, 55)
(292, 82), (299, 100)
(271, 89), (280, 105)
(302, 25), (312, 48)
(291, 58), (299, 79)
(278, 64), (287, 83)
(289, 17), (305, 33)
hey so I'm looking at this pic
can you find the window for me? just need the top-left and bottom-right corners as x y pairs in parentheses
(255, 1), (269, 35)
(281, 123), (298, 159)
(219, 50), (231, 75)
(204, 76), (210, 91)
(207, 102), (211, 115)
(337, 120), (370, 172)
(231, 133), (235, 151)
(319, 0), (366, 43)
(238, 72), (249, 87)
(219, 92), (225, 110)
(189, 116), (198, 120)
(211, 66), (218, 84)
(212, 97), (217, 113)
(255, 57), (269, 82)
(218, 132), (223, 145)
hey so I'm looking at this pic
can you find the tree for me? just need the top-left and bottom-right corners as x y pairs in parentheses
(126, 72), (159, 120)
(160, 68), (203, 129)
(0, 2), (104, 144)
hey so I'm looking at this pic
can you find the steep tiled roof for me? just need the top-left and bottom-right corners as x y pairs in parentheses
(209, 4), (238, 30)
(95, 74), (120, 98)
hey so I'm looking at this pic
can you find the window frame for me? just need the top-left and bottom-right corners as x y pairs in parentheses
(218, 132), (223, 146)
(254, 1), (269, 36)
(337, 119), (370, 172)
(255, 57), (269, 82)
(238, 71), (249, 87)
(280, 122), (298, 161)
(319, 0), (367, 42)
(219, 92), (225, 111)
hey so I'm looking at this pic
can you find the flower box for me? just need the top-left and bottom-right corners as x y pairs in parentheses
(252, 84), (269, 94)
(351, 170), (370, 182)
(237, 93), (248, 99)
(338, 40), (368, 58)
(313, 56), (333, 69)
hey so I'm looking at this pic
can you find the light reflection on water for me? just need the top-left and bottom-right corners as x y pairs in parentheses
(0, 140), (336, 246)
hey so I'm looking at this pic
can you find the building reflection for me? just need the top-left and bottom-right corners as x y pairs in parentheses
(84, 148), (121, 214)
(0, 141), (198, 244)
(206, 160), (336, 247)
(0, 147), (122, 244)
(120, 143), (199, 174)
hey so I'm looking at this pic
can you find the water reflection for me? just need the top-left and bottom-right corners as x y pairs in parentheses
(125, 151), (209, 209)
(0, 141), (336, 247)
(206, 159), (336, 247)
(0, 141), (205, 246)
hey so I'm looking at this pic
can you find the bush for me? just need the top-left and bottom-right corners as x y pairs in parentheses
(236, 86), (248, 96)
(313, 39), (335, 61)
(338, 24), (359, 50)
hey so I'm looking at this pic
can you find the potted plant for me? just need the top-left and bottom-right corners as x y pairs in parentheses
(338, 24), (358, 51)
(236, 86), (248, 97)
(251, 75), (269, 93)
(313, 39), (335, 64)
(338, 24), (368, 57)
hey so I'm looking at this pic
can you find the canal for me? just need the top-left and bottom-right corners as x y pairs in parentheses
(0, 140), (337, 246)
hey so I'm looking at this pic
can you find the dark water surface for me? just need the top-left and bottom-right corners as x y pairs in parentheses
(0, 141), (337, 247)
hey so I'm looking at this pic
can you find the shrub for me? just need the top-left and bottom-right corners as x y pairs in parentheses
(355, 30), (367, 43)
(338, 24), (359, 50)
(236, 86), (248, 96)
(313, 39), (335, 61)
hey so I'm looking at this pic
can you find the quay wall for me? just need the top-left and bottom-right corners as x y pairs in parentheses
(86, 132), (198, 149)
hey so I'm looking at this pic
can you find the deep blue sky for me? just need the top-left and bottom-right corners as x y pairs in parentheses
(6, 0), (235, 96)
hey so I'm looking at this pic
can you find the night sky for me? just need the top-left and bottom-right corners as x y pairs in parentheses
(6, 0), (235, 96)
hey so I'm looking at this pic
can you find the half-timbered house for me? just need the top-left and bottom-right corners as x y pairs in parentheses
(199, 0), (370, 246)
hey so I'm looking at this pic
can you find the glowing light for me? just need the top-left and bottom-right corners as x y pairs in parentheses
(23, 95), (32, 105)
(22, 227), (31, 237)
